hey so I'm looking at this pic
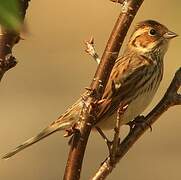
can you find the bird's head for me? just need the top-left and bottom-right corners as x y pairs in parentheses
(128, 20), (178, 55)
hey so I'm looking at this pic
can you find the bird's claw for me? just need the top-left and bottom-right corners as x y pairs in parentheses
(127, 115), (152, 132)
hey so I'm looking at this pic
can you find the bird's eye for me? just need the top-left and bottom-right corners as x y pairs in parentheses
(149, 29), (157, 36)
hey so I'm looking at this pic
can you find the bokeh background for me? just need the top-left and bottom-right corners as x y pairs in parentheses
(0, 0), (181, 179)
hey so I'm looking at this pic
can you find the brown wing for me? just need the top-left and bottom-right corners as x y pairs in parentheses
(51, 53), (154, 127)
(97, 53), (154, 119)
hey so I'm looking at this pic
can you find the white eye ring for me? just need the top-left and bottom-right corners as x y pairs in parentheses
(149, 29), (157, 36)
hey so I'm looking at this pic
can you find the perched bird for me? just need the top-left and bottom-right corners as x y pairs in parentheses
(2, 20), (177, 159)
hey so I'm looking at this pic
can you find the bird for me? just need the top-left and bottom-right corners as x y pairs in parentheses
(2, 20), (177, 159)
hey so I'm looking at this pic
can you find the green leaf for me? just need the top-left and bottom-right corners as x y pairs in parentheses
(0, 0), (21, 31)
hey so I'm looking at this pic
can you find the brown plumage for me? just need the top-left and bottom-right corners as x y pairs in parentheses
(2, 20), (177, 159)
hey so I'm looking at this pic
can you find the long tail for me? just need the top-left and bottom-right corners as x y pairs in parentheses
(2, 125), (60, 159)
(2, 99), (82, 159)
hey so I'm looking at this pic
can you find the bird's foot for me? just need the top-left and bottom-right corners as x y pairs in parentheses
(127, 115), (152, 132)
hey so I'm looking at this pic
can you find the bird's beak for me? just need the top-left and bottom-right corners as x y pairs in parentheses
(163, 31), (178, 39)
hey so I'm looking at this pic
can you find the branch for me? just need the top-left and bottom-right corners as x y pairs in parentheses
(92, 67), (181, 180)
(63, 0), (144, 180)
(0, 0), (30, 82)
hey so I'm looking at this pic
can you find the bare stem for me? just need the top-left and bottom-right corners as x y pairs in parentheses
(85, 37), (100, 64)
(110, 104), (128, 164)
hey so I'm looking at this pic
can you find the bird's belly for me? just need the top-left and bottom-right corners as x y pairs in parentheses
(97, 89), (156, 130)
(123, 89), (156, 124)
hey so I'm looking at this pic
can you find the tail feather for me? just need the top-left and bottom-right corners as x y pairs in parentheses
(2, 99), (82, 159)
(2, 126), (59, 159)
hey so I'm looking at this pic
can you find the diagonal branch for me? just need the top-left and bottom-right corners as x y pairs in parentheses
(92, 67), (181, 180)
(0, 0), (30, 82)
(63, 0), (144, 180)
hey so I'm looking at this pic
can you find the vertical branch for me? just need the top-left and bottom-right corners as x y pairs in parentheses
(63, 0), (144, 180)
(0, 0), (30, 81)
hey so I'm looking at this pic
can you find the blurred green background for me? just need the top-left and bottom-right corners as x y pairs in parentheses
(0, 0), (181, 179)
(0, 0), (21, 31)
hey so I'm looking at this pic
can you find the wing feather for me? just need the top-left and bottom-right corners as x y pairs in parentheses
(98, 53), (154, 119)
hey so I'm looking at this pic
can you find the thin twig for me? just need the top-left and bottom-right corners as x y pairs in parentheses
(63, 0), (144, 180)
(96, 126), (116, 157)
(85, 37), (101, 64)
(92, 67), (181, 180)
(110, 104), (128, 164)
